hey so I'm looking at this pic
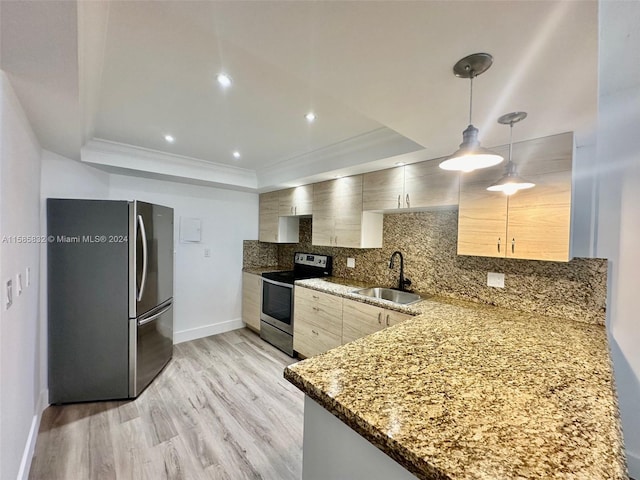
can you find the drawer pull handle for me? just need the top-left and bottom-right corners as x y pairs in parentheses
(512, 238), (515, 254)
(497, 237), (501, 253)
(311, 329), (318, 335)
(295, 206), (297, 215)
(312, 307), (320, 312)
(406, 194), (410, 208)
(386, 314), (390, 326)
(290, 206), (293, 214)
(312, 295), (319, 300)
(377, 312), (382, 324)
(397, 195), (401, 208)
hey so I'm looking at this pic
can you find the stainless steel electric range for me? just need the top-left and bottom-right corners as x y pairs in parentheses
(260, 253), (333, 356)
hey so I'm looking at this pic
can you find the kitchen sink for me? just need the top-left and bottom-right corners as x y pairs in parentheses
(352, 287), (421, 305)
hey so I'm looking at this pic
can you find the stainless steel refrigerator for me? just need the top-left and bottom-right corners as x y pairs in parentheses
(47, 199), (174, 404)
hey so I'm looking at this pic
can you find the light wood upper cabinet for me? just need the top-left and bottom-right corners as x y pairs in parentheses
(259, 191), (299, 243)
(404, 159), (460, 208)
(457, 132), (573, 262)
(279, 185), (313, 216)
(241, 272), (262, 332)
(363, 159), (459, 212)
(342, 298), (413, 344)
(363, 167), (405, 210)
(312, 176), (383, 248)
(293, 287), (343, 358)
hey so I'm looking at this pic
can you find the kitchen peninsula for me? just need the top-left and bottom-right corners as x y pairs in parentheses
(284, 279), (627, 480)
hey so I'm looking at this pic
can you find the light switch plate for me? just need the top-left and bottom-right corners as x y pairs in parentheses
(487, 272), (505, 288)
(347, 257), (355, 268)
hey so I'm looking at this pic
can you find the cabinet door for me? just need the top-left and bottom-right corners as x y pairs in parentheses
(342, 298), (384, 344)
(278, 185), (313, 216)
(404, 159), (460, 208)
(506, 133), (573, 261)
(312, 181), (336, 246)
(383, 308), (413, 327)
(333, 175), (363, 248)
(457, 158), (509, 258)
(363, 167), (404, 211)
(241, 272), (261, 331)
(259, 191), (280, 242)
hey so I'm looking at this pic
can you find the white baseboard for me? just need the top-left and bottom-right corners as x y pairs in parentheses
(173, 318), (245, 344)
(17, 388), (48, 480)
(628, 450), (640, 479)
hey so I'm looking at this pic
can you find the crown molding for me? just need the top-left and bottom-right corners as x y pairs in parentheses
(256, 127), (424, 189)
(81, 138), (258, 190)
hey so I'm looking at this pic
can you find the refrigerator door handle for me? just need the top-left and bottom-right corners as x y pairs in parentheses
(137, 214), (148, 302)
(138, 302), (173, 327)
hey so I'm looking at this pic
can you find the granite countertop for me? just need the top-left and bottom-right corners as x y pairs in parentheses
(242, 265), (288, 275)
(284, 279), (627, 479)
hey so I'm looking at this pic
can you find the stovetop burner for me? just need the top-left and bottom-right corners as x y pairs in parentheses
(261, 252), (333, 285)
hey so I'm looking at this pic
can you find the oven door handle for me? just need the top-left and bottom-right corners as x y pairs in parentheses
(262, 278), (294, 289)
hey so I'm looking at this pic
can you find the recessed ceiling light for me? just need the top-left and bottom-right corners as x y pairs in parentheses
(217, 73), (232, 88)
(233, 151), (241, 159)
(164, 135), (175, 143)
(395, 162), (406, 167)
(305, 112), (316, 122)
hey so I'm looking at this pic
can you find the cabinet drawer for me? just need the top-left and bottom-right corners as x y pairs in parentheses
(293, 321), (342, 358)
(295, 288), (342, 331)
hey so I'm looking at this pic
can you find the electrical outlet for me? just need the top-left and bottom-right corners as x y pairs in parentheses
(6, 279), (13, 309)
(487, 272), (505, 288)
(347, 257), (355, 268)
(204, 248), (211, 258)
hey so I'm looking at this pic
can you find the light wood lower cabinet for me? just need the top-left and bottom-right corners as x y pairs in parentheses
(342, 298), (412, 344)
(242, 272), (262, 332)
(293, 287), (415, 357)
(293, 287), (343, 358)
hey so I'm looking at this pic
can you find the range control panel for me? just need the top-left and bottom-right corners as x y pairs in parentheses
(294, 253), (329, 268)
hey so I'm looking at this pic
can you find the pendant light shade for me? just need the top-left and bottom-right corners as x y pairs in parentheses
(487, 112), (535, 195)
(439, 53), (503, 173)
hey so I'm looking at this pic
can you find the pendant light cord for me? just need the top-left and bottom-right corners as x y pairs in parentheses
(508, 121), (513, 163)
(468, 68), (475, 125)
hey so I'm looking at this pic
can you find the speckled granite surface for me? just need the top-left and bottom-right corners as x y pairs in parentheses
(276, 212), (607, 325)
(285, 297), (627, 479)
(242, 240), (278, 268)
(242, 266), (288, 275)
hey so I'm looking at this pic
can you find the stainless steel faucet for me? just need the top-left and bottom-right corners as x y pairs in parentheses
(389, 251), (412, 292)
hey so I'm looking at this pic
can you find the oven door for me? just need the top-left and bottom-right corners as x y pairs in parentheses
(261, 278), (294, 335)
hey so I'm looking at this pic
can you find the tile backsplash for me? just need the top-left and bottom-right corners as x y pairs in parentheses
(245, 210), (607, 325)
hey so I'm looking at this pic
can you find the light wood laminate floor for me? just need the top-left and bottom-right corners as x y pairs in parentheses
(29, 329), (304, 480)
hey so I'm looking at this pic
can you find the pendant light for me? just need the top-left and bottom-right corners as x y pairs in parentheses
(439, 53), (504, 173)
(487, 111), (535, 195)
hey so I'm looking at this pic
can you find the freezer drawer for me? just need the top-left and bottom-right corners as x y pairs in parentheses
(129, 301), (173, 397)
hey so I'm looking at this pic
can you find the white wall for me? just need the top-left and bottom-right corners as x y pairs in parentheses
(108, 173), (258, 342)
(597, 1), (640, 476)
(0, 72), (43, 480)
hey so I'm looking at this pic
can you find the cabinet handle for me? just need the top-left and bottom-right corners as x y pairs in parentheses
(497, 237), (501, 253)
(312, 295), (319, 300)
(512, 238), (515, 254)
(290, 206), (293, 214)
(386, 314), (390, 326)
(397, 195), (401, 208)
(329, 235), (333, 245)
(377, 312), (382, 324)
(311, 329), (319, 335)
(334, 236), (338, 245)
(312, 306), (320, 312)
(406, 194), (410, 208)
(295, 206), (297, 215)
